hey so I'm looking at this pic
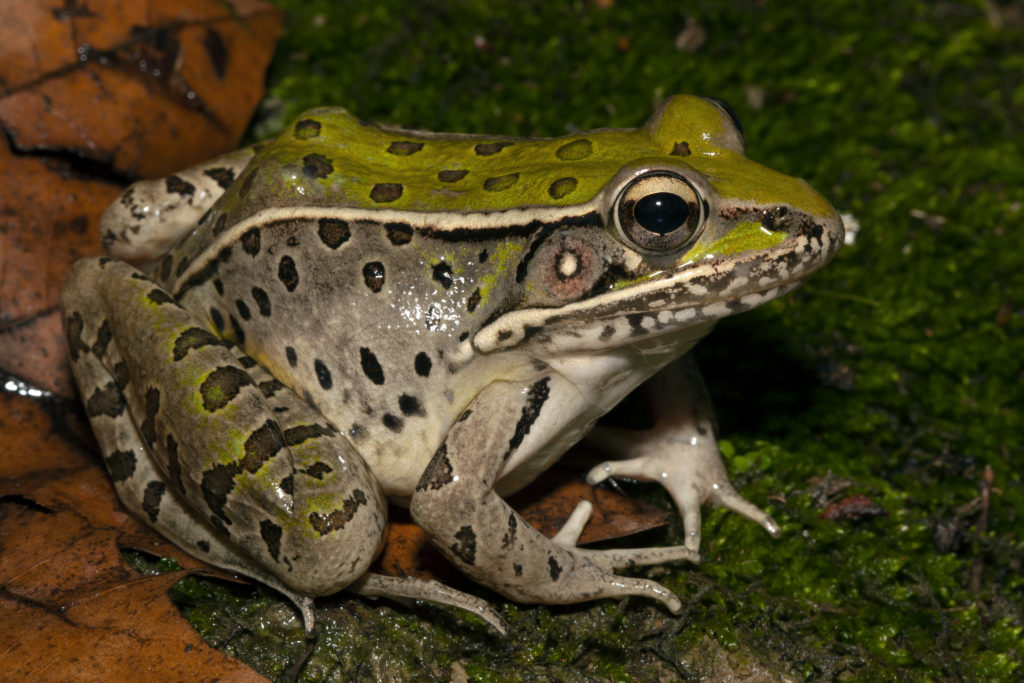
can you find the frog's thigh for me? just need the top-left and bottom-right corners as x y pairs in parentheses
(61, 257), (387, 599)
(409, 379), (687, 611)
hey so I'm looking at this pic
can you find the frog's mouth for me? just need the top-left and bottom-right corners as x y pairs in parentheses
(473, 207), (844, 354)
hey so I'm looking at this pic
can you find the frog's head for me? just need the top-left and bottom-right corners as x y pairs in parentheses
(471, 95), (844, 355)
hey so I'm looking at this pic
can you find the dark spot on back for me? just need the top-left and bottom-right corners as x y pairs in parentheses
(474, 141), (512, 156)
(387, 141), (424, 155)
(432, 262), (453, 289)
(303, 153), (334, 179)
(285, 346), (298, 367)
(385, 223), (413, 245)
(314, 359), (333, 390)
(318, 218), (350, 248)
(671, 141), (691, 157)
(278, 256), (299, 291)
(360, 347), (385, 385)
(235, 299), (251, 321)
(363, 262), (385, 292)
(438, 169), (469, 183)
(294, 119), (322, 139)
(483, 173), (519, 191)
(370, 183), (403, 203)
(382, 413), (403, 432)
(548, 177), (578, 199)
(241, 227), (261, 256)
(251, 287), (272, 316)
(555, 139), (593, 161)
(466, 288), (481, 312)
(398, 394), (424, 417)
(414, 352), (432, 377)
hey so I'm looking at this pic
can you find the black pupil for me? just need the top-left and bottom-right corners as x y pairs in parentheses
(633, 192), (690, 235)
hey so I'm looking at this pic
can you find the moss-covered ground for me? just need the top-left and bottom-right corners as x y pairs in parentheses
(167, 1), (1023, 679)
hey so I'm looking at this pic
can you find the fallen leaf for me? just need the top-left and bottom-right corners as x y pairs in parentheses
(0, 0), (283, 178)
(0, 137), (119, 397)
(0, 0), (283, 397)
(0, 390), (264, 680)
(820, 493), (887, 522)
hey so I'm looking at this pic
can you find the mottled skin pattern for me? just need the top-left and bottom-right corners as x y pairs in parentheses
(62, 95), (843, 635)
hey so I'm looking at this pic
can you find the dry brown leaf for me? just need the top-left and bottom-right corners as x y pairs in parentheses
(0, 0), (283, 178)
(0, 137), (119, 397)
(0, 0), (283, 397)
(0, 391), (265, 679)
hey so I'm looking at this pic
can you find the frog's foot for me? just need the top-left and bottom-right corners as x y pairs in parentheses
(585, 426), (780, 553)
(350, 573), (507, 635)
(552, 500), (700, 572)
(411, 379), (698, 618)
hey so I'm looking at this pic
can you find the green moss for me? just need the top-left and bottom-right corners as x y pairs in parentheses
(156, 0), (1024, 679)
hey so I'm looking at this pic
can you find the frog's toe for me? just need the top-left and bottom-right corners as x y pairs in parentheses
(550, 500), (593, 548)
(351, 573), (508, 635)
(710, 484), (782, 538)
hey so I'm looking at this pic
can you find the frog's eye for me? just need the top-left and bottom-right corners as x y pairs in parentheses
(614, 172), (706, 252)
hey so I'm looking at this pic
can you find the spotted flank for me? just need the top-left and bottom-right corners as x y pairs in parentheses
(65, 94), (843, 635)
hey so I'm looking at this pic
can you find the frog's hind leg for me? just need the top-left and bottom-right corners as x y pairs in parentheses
(62, 256), (388, 636)
(584, 354), (781, 552)
(102, 146), (256, 264)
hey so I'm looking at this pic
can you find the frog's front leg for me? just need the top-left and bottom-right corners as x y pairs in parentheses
(61, 256), (387, 633)
(101, 146), (256, 264)
(585, 354), (781, 552)
(410, 378), (699, 612)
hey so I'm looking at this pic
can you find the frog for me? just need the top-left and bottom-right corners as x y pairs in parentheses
(61, 95), (843, 636)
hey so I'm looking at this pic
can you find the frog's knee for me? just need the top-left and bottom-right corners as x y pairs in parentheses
(254, 479), (389, 596)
